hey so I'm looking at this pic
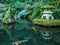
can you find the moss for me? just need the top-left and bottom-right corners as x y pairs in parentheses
(41, 5), (56, 9)
(33, 19), (60, 26)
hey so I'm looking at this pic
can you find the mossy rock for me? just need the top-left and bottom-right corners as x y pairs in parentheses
(33, 19), (60, 26)
(41, 5), (56, 9)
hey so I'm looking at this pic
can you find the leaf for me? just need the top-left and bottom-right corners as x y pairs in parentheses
(2, 6), (10, 23)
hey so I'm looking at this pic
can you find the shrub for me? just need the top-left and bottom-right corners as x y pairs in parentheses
(52, 9), (60, 19)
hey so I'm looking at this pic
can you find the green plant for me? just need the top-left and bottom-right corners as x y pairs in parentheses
(53, 9), (60, 19)
(31, 2), (42, 19)
(12, 1), (26, 9)
(49, 0), (60, 8)
(2, 6), (10, 23)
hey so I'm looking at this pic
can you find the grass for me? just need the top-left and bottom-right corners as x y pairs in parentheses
(33, 19), (60, 26)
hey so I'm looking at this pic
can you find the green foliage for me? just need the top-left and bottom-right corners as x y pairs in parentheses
(31, 2), (42, 19)
(12, 1), (26, 9)
(42, 0), (50, 5)
(15, 0), (25, 2)
(27, 0), (33, 4)
(2, 6), (10, 23)
(53, 9), (60, 19)
(49, 0), (60, 8)
(0, 0), (14, 3)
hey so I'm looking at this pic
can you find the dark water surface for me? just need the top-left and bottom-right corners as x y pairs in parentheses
(0, 21), (60, 45)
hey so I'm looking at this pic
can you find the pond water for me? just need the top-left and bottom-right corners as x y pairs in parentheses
(0, 20), (60, 45)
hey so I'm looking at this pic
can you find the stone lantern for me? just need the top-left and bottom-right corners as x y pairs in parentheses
(40, 5), (55, 40)
(41, 9), (54, 20)
(41, 5), (55, 20)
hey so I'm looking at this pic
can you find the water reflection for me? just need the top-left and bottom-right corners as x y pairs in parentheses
(0, 21), (60, 45)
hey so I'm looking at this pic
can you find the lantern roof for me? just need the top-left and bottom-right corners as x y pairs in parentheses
(41, 5), (56, 9)
(43, 10), (52, 14)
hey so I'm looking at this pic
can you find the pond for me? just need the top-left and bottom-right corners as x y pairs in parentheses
(0, 20), (60, 45)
